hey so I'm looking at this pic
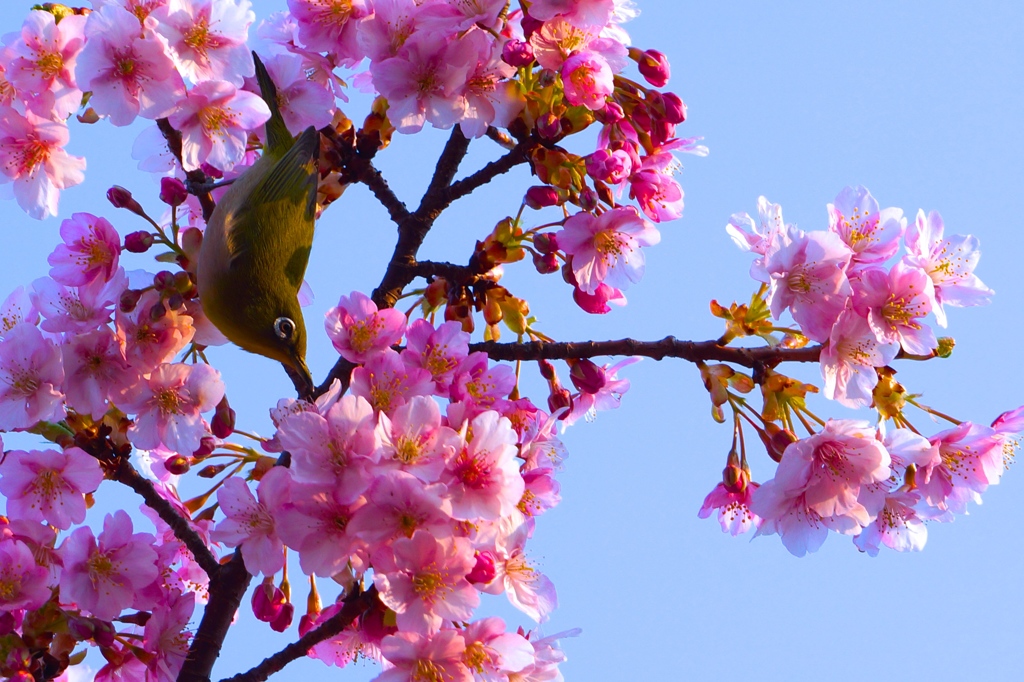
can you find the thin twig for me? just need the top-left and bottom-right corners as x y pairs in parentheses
(219, 586), (380, 682)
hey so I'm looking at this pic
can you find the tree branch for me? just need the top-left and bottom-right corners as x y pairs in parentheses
(352, 160), (411, 225)
(219, 586), (380, 682)
(113, 459), (221, 579)
(445, 140), (533, 207)
(179, 551), (253, 682)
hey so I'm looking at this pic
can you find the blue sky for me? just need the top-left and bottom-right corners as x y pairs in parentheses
(1, 2), (1023, 681)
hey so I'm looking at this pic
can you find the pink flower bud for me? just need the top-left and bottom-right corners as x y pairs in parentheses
(107, 186), (145, 215)
(123, 230), (154, 253)
(525, 185), (561, 209)
(252, 581), (287, 623)
(502, 38), (535, 67)
(578, 187), (598, 211)
(467, 550), (498, 584)
(537, 112), (562, 140)
(193, 436), (216, 459)
(596, 101), (625, 124)
(662, 92), (687, 124)
(533, 232), (558, 254)
(160, 177), (188, 207)
(212, 396), (235, 439)
(532, 251), (560, 274)
(637, 49), (671, 87)
(165, 455), (191, 475)
(570, 359), (607, 395)
(119, 289), (142, 312)
(650, 120), (675, 147)
(722, 463), (749, 494)
(586, 149), (632, 184)
(199, 162), (223, 179)
(270, 602), (295, 632)
(548, 386), (573, 418)
(153, 271), (175, 291)
(149, 301), (167, 321)
(521, 14), (543, 39)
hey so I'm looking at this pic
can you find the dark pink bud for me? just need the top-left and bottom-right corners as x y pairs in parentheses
(0, 611), (19, 635)
(149, 301), (167, 322)
(467, 550), (498, 584)
(153, 270), (175, 291)
(532, 251), (559, 274)
(586, 149), (632, 184)
(119, 289), (142, 313)
(650, 120), (675, 147)
(578, 187), (598, 211)
(269, 602), (295, 632)
(538, 359), (557, 381)
(630, 103), (652, 133)
(107, 186), (145, 215)
(533, 232), (558, 254)
(199, 162), (223, 179)
(596, 101), (625, 124)
(537, 111), (561, 140)
(252, 581), (287, 623)
(662, 92), (687, 124)
(166, 292), (184, 310)
(165, 455), (191, 475)
(193, 436), (216, 458)
(212, 395), (235, 439)
(722, 463), (749, 494)
(521, 14), (543, 39)
(123, 230), (154, 253)
(637, 49), (671, 87)
(548, 386), (573, 418)
(160, 177), (188, 207)
(92, 620), (117, 647)
(570, 359), (607, 395)
(502, 38), (535, 67)
(525, 185), (561, 209)
(573, 282), (621, 315)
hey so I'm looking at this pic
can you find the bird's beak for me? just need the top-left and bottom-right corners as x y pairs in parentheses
(283, 355), (315, 401)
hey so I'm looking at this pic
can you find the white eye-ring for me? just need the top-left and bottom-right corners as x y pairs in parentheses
(274, 317), (296, 340)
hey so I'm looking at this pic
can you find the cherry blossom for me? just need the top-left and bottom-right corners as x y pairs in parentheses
(827, 185), (905, 268)
(561, 50), (614, 110)
(820, 310), (899, 408)
(167, 79), (270, 171)
(0, 536), (51, 611)
(377, 630), (472, 682)
(0, 322), (65, 430)
(558, 206), (660, 295)
(442, 410), (524, 521)
(47, 213), (121, 287)
(288, 0), (370, 62)
(0, 447), (102, 530)
(148, 0), (256, 85)
(211, 469), (288, 576)
(0, 107), (85, 219)
(6, 10), (87, 119)
(325, 290), (407, 363)
(401, 319), (471, 393)
(698, 481), (762, 536)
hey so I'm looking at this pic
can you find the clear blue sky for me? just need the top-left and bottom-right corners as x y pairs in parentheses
(1, 2), (1022, 681)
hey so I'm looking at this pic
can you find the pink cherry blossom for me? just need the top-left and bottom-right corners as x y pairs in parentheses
(903, 209), (993, 327)
(254, 51), (335, 133)
(61, 328), (137, 420)
(346, 470), (454, 548)
(490, 520), (557, 622)
(572, 279), (626, 314)
(726, 195), (788, 282)
(765, 225), (853, 342)
(0, 537), (51, 611)
(373, 529), (479, 634)
(0, 447), (102, 529)
(401, 319), (470, 392)
(698, 481), (762, 536)
(369, 30), (474, 133)
(59, 510), (160, 621)
(47, 213), (121, 287)
(376, 396), (459, 482)
(852, 489), (927, 556)
(750, 482), (829, 557)
(628, 158), (685, 223)
(350, 349), (435, 415)
(276, 393), (378, 499)
(518, 467), (561, 518)
(167, 79), (270, 171)
(456, 31), (521, 138)
(560, 50), (613, 111)
(120, 362), (225, 455)
(288, 0), (370, 62)
(148, 0), (255, 85)
(324, 290), (406, 363)
(820, 310), (899, 408)
(827, 185), (904, 268)
(93, 1), (169, 23)
(916, 422), (1005, 517)
(461, 617), (535, 678)
(210, 471), (288, 576)
(274, 479), (368, 577)
(449, 352), (517, 415)
(564, 356), (637, 424)
(142, 590), (195, 682)
(355, 0), (421, 62)
(0, 106), (85, 219)
(76, 3), (185, 126)
(558, 206), (660, 295)
(0, 286), (39, 335)
(442, 410), (524, 521)
(31, 269), (126, 334)
(529, 0), (617, 29)
(0, 322), (66, 430)
(377, 630), (472, 682)
(530, 17), (601, 71)
(853, 261), (936, 354)
(770, 419), (891, 524)
(6, 10), (87, 119)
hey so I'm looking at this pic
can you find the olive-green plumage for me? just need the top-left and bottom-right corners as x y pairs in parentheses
(198, 53), (319, 395)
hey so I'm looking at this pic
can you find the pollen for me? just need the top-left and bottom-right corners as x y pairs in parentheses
(156, 387), (182, 415)
(411, 659), (446, 682)
(199, 106), (236, 136)
(412, 569), (444, 598)
(36, 52), (64, 79)
(116, 56), (136, 78)
(18, 139), (51, 175)
(87, 551), (115, 578)
(183, 19), (212, 53)
(0, 574), (22, 601)
(394, 436), (423, 464)
(593, 229), (623, 257)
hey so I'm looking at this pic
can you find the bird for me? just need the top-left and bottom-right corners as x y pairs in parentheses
(198, 53), (319, 398)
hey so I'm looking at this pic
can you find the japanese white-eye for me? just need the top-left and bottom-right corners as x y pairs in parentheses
(198, 53), (319, 396)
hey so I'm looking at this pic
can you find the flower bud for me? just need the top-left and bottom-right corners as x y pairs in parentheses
(537, 111), (561, 140)
(722, 463), (749, 494)
(149, 301), (167, 321)
(164, 455), (191, 475)
(650, 119), (675, 147)
(160, 177), (188, 207)
(123, 230), (154, 253)
(173, 271), (193, 293)
(252, 580), (287, 623)
(119, 289), (142, 313)
(520, 14), (543, 39)
(212, 396), (236, 439)
(578, 187), (598, 211)
(760, 422), (797, 463)
(533, 232), (558, 254)
(525, 185), (561, 209)
(467, 550), (498, 584)
(166, 292), (184, 310)
(586, 149), (632, 185)
(538, 359), (557, 381)
(662, 92), (687, 124)
(936, 337), (955, 358)
(153, 270), (175, 291)
(270, 602), (295, 632)
(532, 251), (560, 274)
(595, 101), (625, 124)
(570, 359), (607, 395)
(192, 436), (216, 459)
(637, 49), (671, 87)
(107, 185), (145, 216)
(199, 162), (223, 179)
(502, 38), (535, 67)
(548, 386), (573, 418)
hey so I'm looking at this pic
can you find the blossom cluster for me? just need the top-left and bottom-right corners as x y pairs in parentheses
(697, 187), (1022, 557)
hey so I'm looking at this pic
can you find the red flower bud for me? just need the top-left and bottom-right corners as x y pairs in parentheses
(269, 602), (295, 632)
(525, 185), (561, 209)
(252, 581), (287, 623)
(119, 289), (142, 313)
(548, 386), (573, 418)
(502, 38), (535, 67)
(662, 92), (687, 124)
(532, 251), (559, 274)
(153, 271), (175, 290)
(165, 455), (191, 475)
(160, 177), (188, 207)
(533, 232), (558, 254)
(637, 49), (671, 87)
(467, 550), (498, 584)
(212, 395), (236, 439)
(107, 185), (145, 216)
(537, 112), (561, 140)
(570, 359), (607, 395)
(123, 230), (154, 253)
(193, 436), (216, 459)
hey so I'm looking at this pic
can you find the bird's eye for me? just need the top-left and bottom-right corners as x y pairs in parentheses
(274, 317), (296, 340)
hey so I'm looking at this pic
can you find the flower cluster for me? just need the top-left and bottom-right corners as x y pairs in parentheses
(697, 187), (1021, 557)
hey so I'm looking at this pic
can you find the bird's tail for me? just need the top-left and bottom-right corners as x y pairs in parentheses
(253, 51), (294, 156)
